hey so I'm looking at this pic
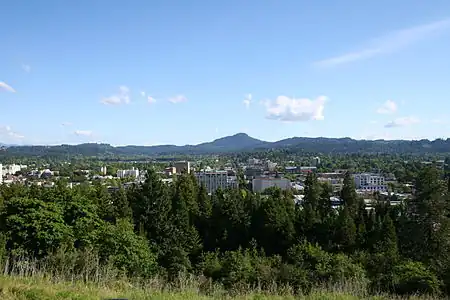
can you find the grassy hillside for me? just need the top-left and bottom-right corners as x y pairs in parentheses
(0, 275), (441, 300)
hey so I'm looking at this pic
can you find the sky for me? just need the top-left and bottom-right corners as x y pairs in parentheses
(1, 0), (450, 146)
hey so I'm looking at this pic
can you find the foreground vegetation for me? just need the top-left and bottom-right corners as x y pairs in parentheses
(0, 165), (449, 298)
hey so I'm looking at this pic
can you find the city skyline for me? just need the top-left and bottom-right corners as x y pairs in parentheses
(2, 0), (450, 146)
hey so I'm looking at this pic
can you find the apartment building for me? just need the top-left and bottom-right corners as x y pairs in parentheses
(3, 164), (27, 175)
(252, 177), (291, 193)
(195, 170), (238, 194)
(353, 173), (387, 192)
(174, 161), (190, 174)
(117, 167), (140, 178)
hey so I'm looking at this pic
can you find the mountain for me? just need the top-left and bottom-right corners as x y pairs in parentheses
(1, 134), (450, 158)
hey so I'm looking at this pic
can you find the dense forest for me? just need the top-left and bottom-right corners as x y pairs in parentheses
(0, 166), (449, 296)
(2, 133), (450, 158)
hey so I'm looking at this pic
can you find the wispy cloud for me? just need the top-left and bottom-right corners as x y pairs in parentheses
(21, 64), (31, 73)
(140, 91), (146, 97)
(315, 18), (450, 67)
(101, 86), (131, 105)
(0, 82), (16, 93)
(61, 122), (72, 127)
(384, 116), (420, 128)
(376, 100), (398, 114)
(74, 130), (93, 137)
(431, 118), (448, 125)
(243, 93), (252, 109)
(147, 96), (156, 103)
(0, 125), (24, 139)
(168, 95), (187, 104)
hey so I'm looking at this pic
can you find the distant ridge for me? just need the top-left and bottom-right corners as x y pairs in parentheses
(1, 133), (450, 157)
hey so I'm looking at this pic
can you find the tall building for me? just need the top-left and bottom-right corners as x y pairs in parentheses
(100, 166), (107, 175)
(353, 173), (387, 192)
(175, 161), (190, 174)
(252, 177), (291, 193)
(195, 170), (238, 194)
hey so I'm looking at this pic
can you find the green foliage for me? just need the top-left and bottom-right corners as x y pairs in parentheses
(0, 163), (449, 297)
(392, 261), (440, 295)
(98, 219), (157, 278)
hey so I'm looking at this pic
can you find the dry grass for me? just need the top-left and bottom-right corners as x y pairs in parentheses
(0, 256), (444, 299)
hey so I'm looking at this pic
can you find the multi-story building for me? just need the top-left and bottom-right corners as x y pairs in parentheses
(252, 177), (291, 193)
(117, 167), (140, 178)
(174, 161), (190, 174)
(195, 170), (238, 194)
(164, 167), (176, 176)
(311, 156), (321, 167)
(100, 166), (107, 175)
(353, 173), (387, 192)
(3, 164), (27, 175)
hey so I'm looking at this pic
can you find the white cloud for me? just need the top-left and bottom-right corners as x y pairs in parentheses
(315, 18), (450, 67)
(0, 125), (24, 139)
(21, 64), (31, 73)
(265, 95), (327, 122)
(61, 122), (72, 127)
(243, 93), (252, 109)
(140, 91), (146, 97)
(147, 96), (156, 103)
(168, 95), (187, 104)
(74, 130), (93, 137)
(0, 82), (16, 93)
(376, 100), (398, 114)
(101, 85), (131, 105)
(384, 116), (420, 128)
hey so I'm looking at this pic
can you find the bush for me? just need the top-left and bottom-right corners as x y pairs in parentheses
(392, 261), (440, 295)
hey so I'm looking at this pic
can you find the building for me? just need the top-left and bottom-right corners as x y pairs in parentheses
(3, 164), (26, 175)
(266, 160), (277, 171)
(195, 170), (238, 194)
(252, 177), (291, 193)
(174, 161), (190, 174)
(117, 167), (140, 178)
(164, 167), (176, 176)
(353, 173), (387, 192)
(100, 166), (107, 175)
(311, 156), (321, 167)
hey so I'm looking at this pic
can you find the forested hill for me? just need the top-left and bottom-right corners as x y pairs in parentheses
(1, 133), (450, 157)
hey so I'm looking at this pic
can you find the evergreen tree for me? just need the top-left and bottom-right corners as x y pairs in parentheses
(340, 172), (358, 215)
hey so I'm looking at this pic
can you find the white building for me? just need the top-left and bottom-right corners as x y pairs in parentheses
(3, 164), (26, 175)
(195, 170), (238, 194)
(100, 166), (107, 175)
(353, 173), (387, 192)
(117, 167), (140, 178)
(252, 177), (291, 193)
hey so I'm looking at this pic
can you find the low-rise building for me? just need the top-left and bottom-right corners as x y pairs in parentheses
(252, 177), (291, 193)
(174, 161), (190, 174)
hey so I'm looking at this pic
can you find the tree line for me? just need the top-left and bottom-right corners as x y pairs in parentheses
(0, 167), (449, 296)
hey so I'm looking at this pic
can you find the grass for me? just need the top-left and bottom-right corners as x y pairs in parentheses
(0, 256), (443, 299)
(0, 275), (444, 300)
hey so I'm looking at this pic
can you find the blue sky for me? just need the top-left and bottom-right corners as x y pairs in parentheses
(1, 0), (450, 146)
